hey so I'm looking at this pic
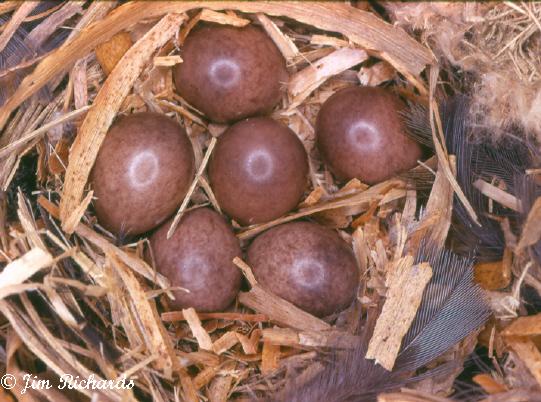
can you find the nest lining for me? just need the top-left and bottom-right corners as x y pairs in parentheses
(0, 2), (540, 402)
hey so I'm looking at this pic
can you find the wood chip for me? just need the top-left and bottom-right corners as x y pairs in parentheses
(239, 285), (331, 332)
(167, 137), (217, 239)
(300, 186), (326, 207)
(0, 2), (19, 16)
(194, 366), (219, 390)
(161, 311), (268, 323)
(0, 248), (53, 299)
(261, 341), (280, 375)
(72, 57), (88, 109)
(358, 61), (396, 86)
(48, 138), (70, 175)
(0, 2), (38, 53)
(17, 191), (46, 249)
(410, 156), (455, 248)
(234, 258), (330, 332)
(179, 371), (198, 402)
(25, 3), (83, 51)
(178, 350), (220, 368)
(74, 222), (170, 289)
(472, 373), (508, 394)
(212, 331), (240, 355)
(474, 250), (512, 290)
(310, 34), (350, 48)
(473, 179), (522, 212)
(506, 337), (541, 386)
(183, 308), (214, 351)
(0, 106), (91, 160)
(366, 258), (433, 370)
(256, 13), (299, 61)
(208, 361), (237, 402)
(199, 9), (250, 26)
(288, 48), (368, 108)
(110, 255), (178, 376)
(208, 361), (236, 402)
(59, 13), (186, 225)
(263, 327), (360, 349)
(502, 314), (541, 337)
(61, 190), (93, 234)
(236, 330), (260, 355)
(154, 55), (183, 67)
(238, 179), (402, 240)
(428, 67), (479, 226)
(516, 196), (541, 252)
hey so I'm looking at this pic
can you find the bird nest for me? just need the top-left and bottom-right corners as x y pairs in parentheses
(0, 2), (540, 402)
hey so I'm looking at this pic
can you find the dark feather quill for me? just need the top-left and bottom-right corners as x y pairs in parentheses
(267, 246), (490, 402)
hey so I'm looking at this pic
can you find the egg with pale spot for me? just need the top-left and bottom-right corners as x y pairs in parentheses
(247, 221), (359, 317)
(316, 86), (422, 184)
(149, 208), (241, 312)
(208, 117), (309, 225)
(174, 24), (288, 123)
(91, 112), (195, 236)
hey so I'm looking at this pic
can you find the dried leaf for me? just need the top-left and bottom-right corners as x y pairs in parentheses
(95, 31), (134, 75)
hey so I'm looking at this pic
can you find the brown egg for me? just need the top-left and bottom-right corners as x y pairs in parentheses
(149, 208), (241, 312)
(247, 221), (359, 317)
(91, 112), (194, 236)
(316, 86), (422, 184)
(209, 117), (309, 225)
(174, 24), (288, 123)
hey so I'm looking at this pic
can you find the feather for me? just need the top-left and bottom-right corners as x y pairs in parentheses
(267, 245), (490, 402)
(268, 305), (407, 402)
(403, 96), (532, 261)
(0, 2), (71, 106)
(0, 15), (34, 105)
(270, 344), (404, 402)
(394, 245), (491, 371)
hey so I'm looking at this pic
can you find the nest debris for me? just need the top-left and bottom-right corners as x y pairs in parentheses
(0, 2), (540, 402)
